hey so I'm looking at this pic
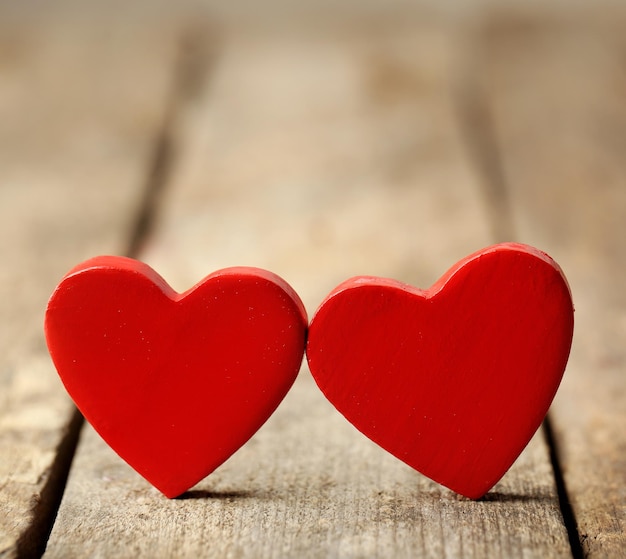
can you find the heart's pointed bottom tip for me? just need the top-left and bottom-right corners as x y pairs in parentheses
(463, 491), (489, 501)
(149, 478), (199, 499)
(158, 485), (192, 499)
(440, 484), (490, 501)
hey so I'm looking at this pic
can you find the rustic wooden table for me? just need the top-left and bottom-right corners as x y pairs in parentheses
(1, 2), (624, 557)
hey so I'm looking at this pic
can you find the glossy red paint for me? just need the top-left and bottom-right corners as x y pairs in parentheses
(306, 243), (574, 499)
(45, 257), (307, 498)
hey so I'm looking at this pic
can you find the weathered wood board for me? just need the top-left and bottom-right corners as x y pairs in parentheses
(0, 8), (180, 558)
(478, 15), (626, 557)
(44, 24), (572, 558)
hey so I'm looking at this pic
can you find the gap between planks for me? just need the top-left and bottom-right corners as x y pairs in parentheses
(17, 23), (214, 559)
(451, 27), (584, 559)
(482, 16), (626, 556)
(0, 12), (181, 558)
(454, 11), (626, 558)
(126, 25), (217, 260)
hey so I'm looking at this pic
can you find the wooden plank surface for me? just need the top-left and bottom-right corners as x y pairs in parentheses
(0, 7), (181, 557)
(44, 23), (573, 558)
(478, 15), (626, 557)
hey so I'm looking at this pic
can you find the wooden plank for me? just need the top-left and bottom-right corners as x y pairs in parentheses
(45, 24), (572, 558)
(477, 14), (626, 557)
(0, 8), (181, 558)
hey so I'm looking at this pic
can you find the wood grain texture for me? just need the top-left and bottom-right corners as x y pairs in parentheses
(45, 25), (572, 558)
(0, 7), (180, 557)
(478, 14), (626, 557)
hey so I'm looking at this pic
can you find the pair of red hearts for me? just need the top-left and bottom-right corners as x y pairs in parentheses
(44, 243), (573, 500)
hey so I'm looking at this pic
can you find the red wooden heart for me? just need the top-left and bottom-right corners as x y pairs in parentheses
(45, 257), (307, 498)
(306, 243), (573, 499)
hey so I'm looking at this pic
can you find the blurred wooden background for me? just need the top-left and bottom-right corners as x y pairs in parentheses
(0, 1), (624, 557)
